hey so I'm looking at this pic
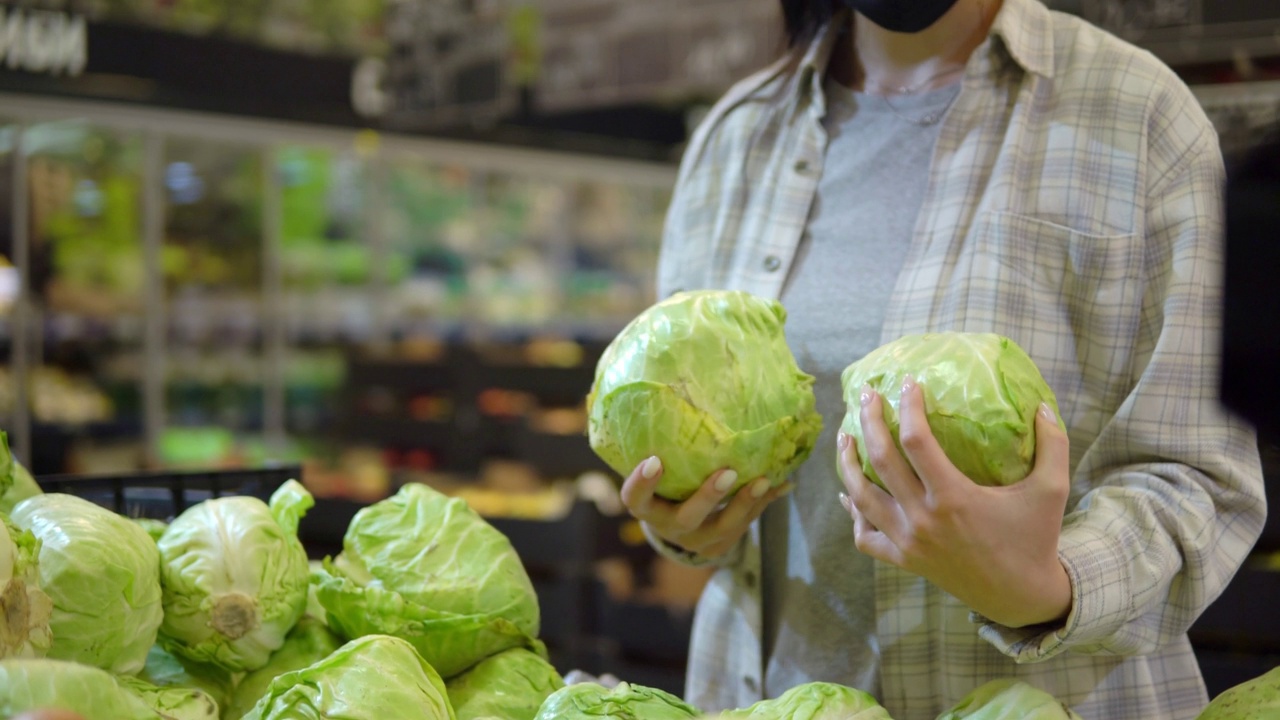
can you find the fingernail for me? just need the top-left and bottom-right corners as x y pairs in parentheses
(902, 374), (916, 394)
(860, 385), (873, 407)
(750, 478), (770, 498)
(714, 469), (739, 493)
(641, 456), (662, 479)
(838, 492), (851, 511)
(1039, 402), (1055, 421)
(838, 432), (850, 450)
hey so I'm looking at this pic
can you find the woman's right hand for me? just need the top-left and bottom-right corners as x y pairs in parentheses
(619, 456), (793, 559)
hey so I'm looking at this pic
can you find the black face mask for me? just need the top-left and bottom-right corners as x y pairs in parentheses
(844, 0), (964, 33)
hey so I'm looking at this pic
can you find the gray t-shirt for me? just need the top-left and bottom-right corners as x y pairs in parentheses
(764, 76), (960, 698)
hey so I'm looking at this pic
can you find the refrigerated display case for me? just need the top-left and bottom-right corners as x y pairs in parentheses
(0, 92), (678, 487)
(17, 121), (146, 473)
(160, 135), (267, 469)
(0, 121), (18, 460)
(382, 157), (476, 333)
(469, 172), (565, 331)
(564, 180), (667, 336)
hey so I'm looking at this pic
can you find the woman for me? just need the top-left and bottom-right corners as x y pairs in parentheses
(617, 0), (1268, 718)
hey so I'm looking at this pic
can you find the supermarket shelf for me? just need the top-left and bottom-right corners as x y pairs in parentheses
(32, 419), (142, 440)
(345, 357), (456, 394)
(29, 419), (144, 475)
(594, 584), (695, 665)
(488, 501), (605, 572)
(338, 417), (457, 449)
(513, 427), (610, 479)
(476, 365), (595, 406)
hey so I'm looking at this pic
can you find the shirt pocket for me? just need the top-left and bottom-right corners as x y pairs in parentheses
(956, 211), (1142, 448)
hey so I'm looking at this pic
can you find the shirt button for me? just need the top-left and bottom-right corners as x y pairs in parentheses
(793, 159), (811, 174)
(743, 570), (757, 589)
(763, 255), (782, 272)
(743, 676), (759, 693)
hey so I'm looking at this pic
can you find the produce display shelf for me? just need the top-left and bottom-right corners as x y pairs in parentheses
(338, 416), (459, 449)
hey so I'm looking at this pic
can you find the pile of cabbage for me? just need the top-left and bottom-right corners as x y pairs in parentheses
(4, 412), (1276, 720)
(0, 432), (566, 720)
(534, 679), (1081, 720)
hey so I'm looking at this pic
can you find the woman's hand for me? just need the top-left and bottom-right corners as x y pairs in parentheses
(837, 375), (1074, 629)
(620, 456), (793, 559)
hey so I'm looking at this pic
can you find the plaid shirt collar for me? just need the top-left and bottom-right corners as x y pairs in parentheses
(772, 0), (1057, 116)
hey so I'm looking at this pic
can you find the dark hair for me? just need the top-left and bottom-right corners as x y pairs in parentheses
(781, 0), (843, 47)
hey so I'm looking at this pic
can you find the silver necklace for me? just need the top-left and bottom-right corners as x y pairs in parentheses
(854, 0), (988, 127)
(864, 66), (964, 127)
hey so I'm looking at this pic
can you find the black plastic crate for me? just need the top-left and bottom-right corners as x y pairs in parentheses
(512, 424), (611, 479)
(35, 465), (304, 520)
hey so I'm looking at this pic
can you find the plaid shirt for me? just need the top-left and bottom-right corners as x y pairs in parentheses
(650, 0), (1267, 718)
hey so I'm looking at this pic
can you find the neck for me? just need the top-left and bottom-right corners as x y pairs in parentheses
(830, 0), (1001, 94)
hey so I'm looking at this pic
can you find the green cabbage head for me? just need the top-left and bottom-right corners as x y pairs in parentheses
(446, 648), (565, 720)
(116, 674), (220, 720)
(0, 433), (42, 515)
(0, 515), (52, 660)
(587, 290), (823, 501)
(313, 483), (541, 678)
(223, 616), (344, 720)
(712, 682), (891, 719)
(0, 657), (217, 720)
(242, 635), (456, 720)
(535, 682), (701, 720)
(938, 679), (1081, 719)
(135, 518), (170, 544)
(137, 644), (237, 712)
(157, 480), (314, 672)
(306, 559), (327, 623)
(1197, 666), (1280, 720)
(12, 493), (163, 674)
(840, 333), (1064, 488)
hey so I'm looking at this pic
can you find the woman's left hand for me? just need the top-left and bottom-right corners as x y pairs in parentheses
(837, 375), (1074, 629)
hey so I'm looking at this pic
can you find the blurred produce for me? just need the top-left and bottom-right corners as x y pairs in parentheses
(0, 368), (114, 426)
